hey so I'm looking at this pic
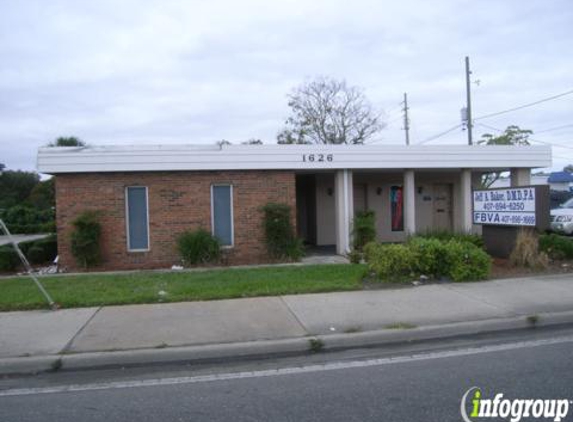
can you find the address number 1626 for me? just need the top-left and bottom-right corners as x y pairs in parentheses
(302, 154), (334, 163)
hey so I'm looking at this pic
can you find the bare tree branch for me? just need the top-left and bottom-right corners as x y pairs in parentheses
(278, 76), (385, 145)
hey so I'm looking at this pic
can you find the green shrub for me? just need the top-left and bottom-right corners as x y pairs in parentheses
(177, 229), (221, 265)
(363, 241), (378, 262)
(348, 249), (363, 264)
(18, 235), (58, 264)
(28, 236), (58, 264)
(364, 238), (491, 283)
(539, 233), (573, 260)
(416, 230), (484, 249)
(0, 205), (55, 234)
(27, 246), (45, 264)
(363, 242), (415, 282)
(35, 235), (58, 261)
(285, 237), (305, 261)
(17, 239), (32, 256)
(408, 237), (450, 278)
(0, 246), (19, 271)
(352, 210), (376, 251)
(71, 211), (102, 268)
(262, 203), (304, 261)
(445, 240), (491, 282)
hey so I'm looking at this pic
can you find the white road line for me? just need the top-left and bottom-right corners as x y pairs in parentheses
(1, 335), (573, 398)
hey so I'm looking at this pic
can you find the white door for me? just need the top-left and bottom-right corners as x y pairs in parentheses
(433, 184), (453, 231)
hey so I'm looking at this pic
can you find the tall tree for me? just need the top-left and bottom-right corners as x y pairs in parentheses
(48, 136), (85, 147)
(478, 125), (532, 188)
(0, 170), (40, 209)
(477, 125), (531, 146)
(277, 76), (384, 145)
(27, 178), (55, 209)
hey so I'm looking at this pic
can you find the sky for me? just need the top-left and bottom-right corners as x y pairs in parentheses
(1, 0), (572, 173)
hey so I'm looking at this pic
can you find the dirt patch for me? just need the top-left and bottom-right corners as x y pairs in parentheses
(490, 258), (573, 280)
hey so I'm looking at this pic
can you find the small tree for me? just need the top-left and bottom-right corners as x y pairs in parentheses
(352, 210), (376, 251)
(478, 125), (532, 188)
(262, 203), (304, 261)
(278, 76), (384, 145)
(242, 138), (263, 145)
(216, 140), (232, 147)
(48, 136), (86, 147)
(70, 211), (102, 268)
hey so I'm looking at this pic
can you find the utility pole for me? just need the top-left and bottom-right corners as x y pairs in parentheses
(402, 92), (410, 145)
(465, 56), (473, 145)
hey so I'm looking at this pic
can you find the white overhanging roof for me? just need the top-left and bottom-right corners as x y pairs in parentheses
(36, 144), (552, 174)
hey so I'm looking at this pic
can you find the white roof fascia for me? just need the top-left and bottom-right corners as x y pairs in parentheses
(37, 144), (552, 174)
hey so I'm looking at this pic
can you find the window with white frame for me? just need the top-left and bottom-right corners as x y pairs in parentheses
(211, 185), (233, 246)
(126, 186), (149, 251)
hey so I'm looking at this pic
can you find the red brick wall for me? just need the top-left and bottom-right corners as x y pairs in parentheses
(55, 171), (296, 271)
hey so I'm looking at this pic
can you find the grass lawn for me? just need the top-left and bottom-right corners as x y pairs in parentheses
(0, 264), (367, 311)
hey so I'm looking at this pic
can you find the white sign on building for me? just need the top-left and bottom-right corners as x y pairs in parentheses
(473, 187), (536, 227)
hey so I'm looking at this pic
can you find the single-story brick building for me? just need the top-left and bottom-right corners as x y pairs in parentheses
(37, 144), (551, 271)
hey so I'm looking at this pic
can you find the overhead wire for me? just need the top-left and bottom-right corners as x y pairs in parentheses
(534, 123), (573, 134)
(474, 88), (573, 121)
(475, 123), (573, 151)
(417, 124), (463, 145)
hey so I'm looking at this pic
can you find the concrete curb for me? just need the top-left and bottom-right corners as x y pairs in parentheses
(2, 310), (573, 376)
(317, 311), (572, 350)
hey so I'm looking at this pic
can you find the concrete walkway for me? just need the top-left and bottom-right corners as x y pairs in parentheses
(0, 273), (572, 373)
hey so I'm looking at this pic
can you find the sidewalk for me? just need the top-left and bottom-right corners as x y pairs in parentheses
(1, 273), (572, 374)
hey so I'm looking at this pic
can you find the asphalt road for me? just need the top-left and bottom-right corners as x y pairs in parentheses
(1, 328), (573, 422)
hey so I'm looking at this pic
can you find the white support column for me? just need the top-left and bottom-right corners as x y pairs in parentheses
(460, 169), (473, 233)
(510, 168), (531, 187)
(403, 170), (416, 235)
(335, 169), (354, 255)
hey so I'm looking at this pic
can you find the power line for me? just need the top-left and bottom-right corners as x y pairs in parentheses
(535, 123), (573, 134)
(553, 154), (573, 160)
(418, 124), (463, 145)
(474, 88), (573, 121)
(386, 115), (405, 125)
(475, 123), (573, 151)
(384, 103), (404, 116)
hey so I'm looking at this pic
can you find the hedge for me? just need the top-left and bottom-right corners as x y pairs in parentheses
(0, 246), (19, 272)
(0, 235), (58, 271)
(539, 234), (573, 260)
(414, 230), (484, 249)
(0, 205), (55, 234)
(364, 237), (491, 283)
